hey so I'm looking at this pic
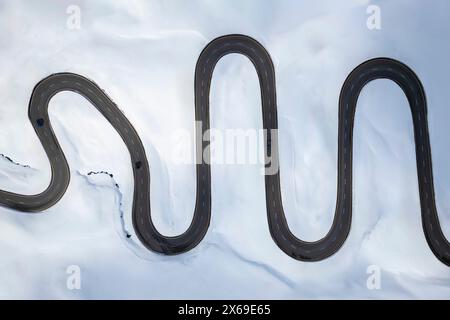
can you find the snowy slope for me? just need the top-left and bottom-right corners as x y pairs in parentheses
(0, 0), (449, 299)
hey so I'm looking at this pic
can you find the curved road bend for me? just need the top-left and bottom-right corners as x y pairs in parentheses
(0, 34), (448, 266)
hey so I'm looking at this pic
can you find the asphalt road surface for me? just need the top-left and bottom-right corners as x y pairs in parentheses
(0, 34), (448, 266)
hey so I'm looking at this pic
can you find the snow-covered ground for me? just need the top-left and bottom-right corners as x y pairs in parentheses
(0, 0), (450, 299)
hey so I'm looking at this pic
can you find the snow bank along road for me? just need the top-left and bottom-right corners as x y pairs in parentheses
(0, 34), (448, 266)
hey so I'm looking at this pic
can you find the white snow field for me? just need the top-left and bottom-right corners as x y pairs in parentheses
(0, 0), (449, 299)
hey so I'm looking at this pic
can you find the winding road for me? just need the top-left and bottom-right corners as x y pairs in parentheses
(0, 34), (449, 266)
